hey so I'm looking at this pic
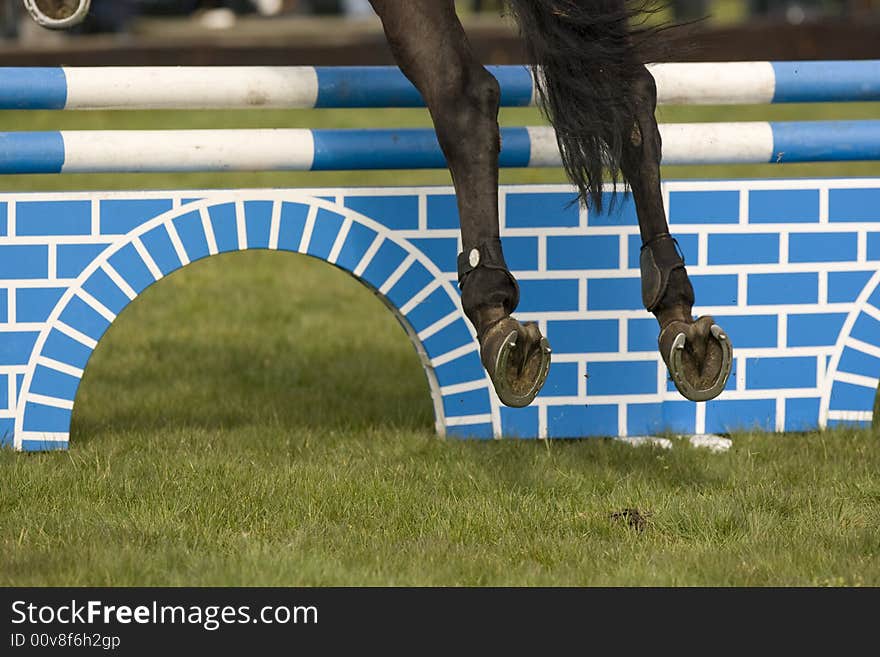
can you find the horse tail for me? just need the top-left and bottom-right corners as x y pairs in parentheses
(507, 0), (664, 212)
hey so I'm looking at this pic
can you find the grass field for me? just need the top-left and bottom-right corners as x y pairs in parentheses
(1, 101), (879, 586)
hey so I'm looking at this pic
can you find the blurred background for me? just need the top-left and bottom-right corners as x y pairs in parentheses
(1, 0), (878, 63)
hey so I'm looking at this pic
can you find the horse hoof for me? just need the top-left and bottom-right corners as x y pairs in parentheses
(660, 316), (732, 402)
(481, 318), (551, 408)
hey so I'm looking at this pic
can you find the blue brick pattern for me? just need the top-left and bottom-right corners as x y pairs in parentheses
(2, 181), (879, 451)
(828, 271), (873, 303)
(789, 232), (858, 263)
(669, 191), (739, 224)
(15, 288), (65, 323)
(787, 313), (847, 347)
(746, 357), (817, 389)
(345, 195), (419, 231)
(506, 192), (579, 228)
(748, 273), (818, 305)
(547, 319), (618, 354)
(540, 362), (579, 397)
(500, 406), (539, 438)
(749, 189), (820, 223)
(16, 201), (91, 236)
(708, 234), (779, 265)
(547, 235), (619, 270)
(57, 243), (112, 279)
(829, 188), (880, 222)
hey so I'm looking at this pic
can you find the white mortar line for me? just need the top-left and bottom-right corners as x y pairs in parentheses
(132, 238), (163, 282)
(36, 356), (84, 379)
(235, 200), (247, 250)
(695, 402), (706, 434)
(378, 254), (415, 296)
(834, 371), (880, 389)
(200, 206), (219, 255)
(27, 393), (74, 410)
(399, 279), (442, 317)
(326, 216), (352, 265)
(846, 336), (880, 360)
(90, 199), (100, 235)
(418, 193), (427, 232)
(431, 342), (479, 368)
(417, 310), (460, 342)
(440, 379), (489, 396)
(164, 220), (190, 267)
(76, 289), (116, 324)
(446, 413), (493, 426)
(352, 234), (384, 278)
(101, 263), (137, 301)
(54, 321), (98, 350)
(827, 410), (872, 422)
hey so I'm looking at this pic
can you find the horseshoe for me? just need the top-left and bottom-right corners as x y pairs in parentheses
(668, 324), (733, 402)
(491, 329), (552, 408)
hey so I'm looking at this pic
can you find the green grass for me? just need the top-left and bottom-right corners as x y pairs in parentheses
(2, 253), (878, 586)
(1, 103), (879, 586)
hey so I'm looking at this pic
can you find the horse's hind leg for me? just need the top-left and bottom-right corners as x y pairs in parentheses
(622, 67), (733, 402)
(369, 0), (551, 408)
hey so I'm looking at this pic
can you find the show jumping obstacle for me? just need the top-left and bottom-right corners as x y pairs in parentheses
(1, 61), (879, 450)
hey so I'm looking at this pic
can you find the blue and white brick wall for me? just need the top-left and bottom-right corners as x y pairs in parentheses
(1, 179), (878, 451)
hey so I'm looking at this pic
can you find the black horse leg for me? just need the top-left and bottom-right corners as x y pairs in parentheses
(369, 0), (550, 407)
(621, 67), (733, 402)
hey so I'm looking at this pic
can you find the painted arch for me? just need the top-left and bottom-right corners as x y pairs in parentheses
(821, 269), (880, 429)
(14, 193), (499, 451)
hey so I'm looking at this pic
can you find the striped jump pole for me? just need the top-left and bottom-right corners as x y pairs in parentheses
(2, 121), (880, 174)
(2, 62), (879, 451)
(1, 61), (879, 110)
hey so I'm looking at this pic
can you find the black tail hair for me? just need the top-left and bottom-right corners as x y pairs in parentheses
(507, 0), (669, 212)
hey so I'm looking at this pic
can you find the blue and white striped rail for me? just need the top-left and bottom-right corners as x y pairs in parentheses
(1, 61), (879, 110)
(1, 121), (879, 173)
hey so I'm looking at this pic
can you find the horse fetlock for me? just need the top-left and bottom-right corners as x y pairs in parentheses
(640, 233), (694, 316)
(458, 238), (520, 328)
